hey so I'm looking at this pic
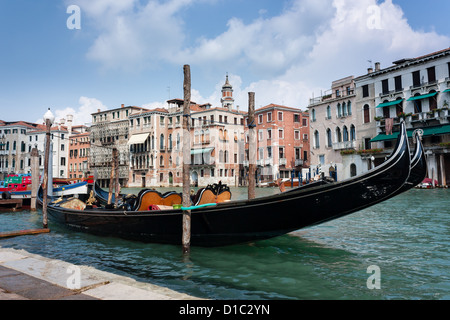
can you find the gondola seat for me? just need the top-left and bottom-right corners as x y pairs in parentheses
(135, 190), (182, 211)
(194, 183), (232, 206)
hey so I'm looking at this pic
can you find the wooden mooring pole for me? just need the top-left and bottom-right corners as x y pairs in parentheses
(182, 64), (192, 255)
(107, 148), (118, 206)
(30, 148), (39, 211)
(248, 92), (256, 200)
(41, 113), (53, 229)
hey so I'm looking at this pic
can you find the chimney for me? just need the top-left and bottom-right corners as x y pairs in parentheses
(97, 109), (100, 113)
(67, 114), (73, 135)
(375, 62), (381, 71)
(121, 104), (125, 108)
(368, 67), (373, 74)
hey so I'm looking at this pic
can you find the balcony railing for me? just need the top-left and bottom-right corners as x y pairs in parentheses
(332, 140), (356, 151)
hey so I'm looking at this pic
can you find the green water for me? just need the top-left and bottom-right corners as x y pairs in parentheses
(0, 188), (449, 300)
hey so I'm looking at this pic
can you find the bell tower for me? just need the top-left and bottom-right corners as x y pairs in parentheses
(221, 74), (234, 110)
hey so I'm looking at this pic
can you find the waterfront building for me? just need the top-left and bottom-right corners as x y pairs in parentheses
(364, 48), (450, 186)
(90, 104), (149, 187)
(68, 124), (90, 181)
(244, 104), (310, 184)
(0, 121), (44, 179)
(308, 76), (368, 181)
(189, 100), (246, 187)
(127, 104), (174, 187)
(127, 76), (246, 188)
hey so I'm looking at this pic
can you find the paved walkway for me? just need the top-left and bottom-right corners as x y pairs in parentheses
(0, 247), (199, 300)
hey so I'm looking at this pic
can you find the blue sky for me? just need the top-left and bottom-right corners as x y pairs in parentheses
(0, 0), (449, 126)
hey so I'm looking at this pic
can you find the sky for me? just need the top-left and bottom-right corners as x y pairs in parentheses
(0, 0), (449, 126)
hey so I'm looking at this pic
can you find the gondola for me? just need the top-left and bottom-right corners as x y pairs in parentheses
(38, 122), (420, 247)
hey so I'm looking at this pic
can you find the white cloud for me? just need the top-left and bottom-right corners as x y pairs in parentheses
(49, 97), (108, 127)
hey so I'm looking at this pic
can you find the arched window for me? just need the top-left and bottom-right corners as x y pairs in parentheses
(347, 101), (352, 115)
(336, 127), (342, 142)
(326, 128), (332, 148)
(363, 105), (370, 123)
(350, 164), (357, 177)
(160, 155), (164, 166)
(160, 134), (164, 150)
(326, 106), (331, 119)
(343, 126), (349, 142)
(337, 104), (342, 117)
(342, 102), (347, 116)
(219, 150), (224, 163)
(312, 109), (316, 121)
(314, 130), (320, 148)
(168, 134), (172, 150)
(224, 150), (229, 163)
(176, 133), (180, 150)
(350, 125), (356, 141)
(151, 135), (155, 149)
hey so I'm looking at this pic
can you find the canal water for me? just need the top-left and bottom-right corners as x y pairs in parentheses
(0, 187), (448, 300)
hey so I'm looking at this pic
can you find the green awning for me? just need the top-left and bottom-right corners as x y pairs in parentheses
(191, 147), (214, 155)
(443, 89), (450, 93)
(376, 99), (404, 108)
(407, 92), (438, 101)
(370, 124), (450, 142)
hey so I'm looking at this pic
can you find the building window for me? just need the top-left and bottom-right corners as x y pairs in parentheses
(258, 114), (263, 124)
(337, 104), (342, 118)
(278, 129), (284, 139)
(160, 134), (165, 150)
(267, 129), (272, 140)
(427, 67), (436, 83)
(326, 106), (331, 119)
(350, 125), (356, 141)
(336, 127), (342, 143)
(326, 129), (332, 148)
(343, 126), (349, 142)
(294, 130), (300, 140)
(394, 76), (402, 92)
(350, 164), (357, 177)
(314, 130), (320, 149)
(293, 114), (300, 122)
(362, 85), (369, 97)
(278, 112), (283, 121)
(412, 70), (421, 88)
(363, 105), (370, 123)
(267, 112), (272, 122)
(382, 79), (389, 95)
(279, 147), (285, 159)
(311, 109), (316, 122)
(302, 118), (308, 126)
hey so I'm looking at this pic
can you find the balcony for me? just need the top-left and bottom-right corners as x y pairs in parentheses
(295, 159), (304, 166)
(279, 158), (287, 166)
(332, 140), (356, 151)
